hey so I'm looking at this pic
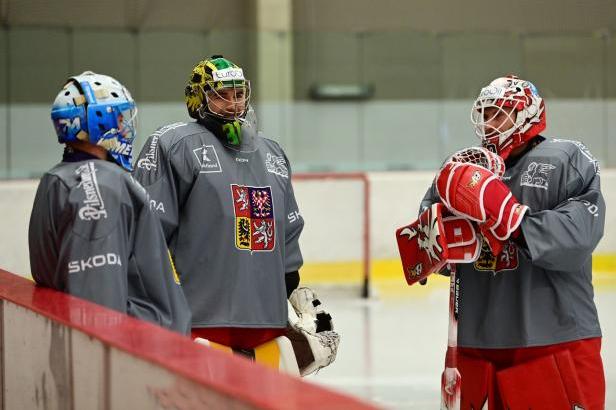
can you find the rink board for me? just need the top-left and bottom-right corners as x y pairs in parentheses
(0, 269), (377, 410)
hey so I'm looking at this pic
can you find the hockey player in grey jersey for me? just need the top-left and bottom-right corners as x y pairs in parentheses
(29, 72), (191, 334)
(422, 75), (605, 409)
(133, 56), (339, 375)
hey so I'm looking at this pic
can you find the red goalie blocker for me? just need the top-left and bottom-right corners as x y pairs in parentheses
(396, 203), (481, 286)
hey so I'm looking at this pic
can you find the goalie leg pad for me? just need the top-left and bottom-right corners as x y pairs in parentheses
(194, 336), (300, 376)
(266, 336), (300, 376)
(496, 350), (587, 409)
(457, 354), (496, 410)
(569, 338), (605, 410)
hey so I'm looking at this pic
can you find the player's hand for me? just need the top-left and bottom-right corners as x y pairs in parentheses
(478, 224), (504, 255)
(436, 162), (528, 242)
(397, 204), (480, 286)
(419, 266), (451, 285)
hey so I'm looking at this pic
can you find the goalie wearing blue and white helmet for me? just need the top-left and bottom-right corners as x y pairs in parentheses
(51, 71), (137, 171)
(29, 72), (191, 334)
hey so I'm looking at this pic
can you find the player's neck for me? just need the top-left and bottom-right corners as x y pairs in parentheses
(505, 136), (543, 166)
(509, 143), (529, 159)
(66, 141), (108, 160)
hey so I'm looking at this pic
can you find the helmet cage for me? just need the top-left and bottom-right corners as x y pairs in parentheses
(471, 92), (522, 150)
(470, 76), (545, 159)
(201, 78), (251, 121)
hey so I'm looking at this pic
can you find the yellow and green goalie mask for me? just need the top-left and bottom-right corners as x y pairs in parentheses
(185, 55), (251, 146)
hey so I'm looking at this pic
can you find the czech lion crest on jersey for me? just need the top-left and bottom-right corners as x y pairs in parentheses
(231, 184), (275, 251)
(474, 240), (519, 273)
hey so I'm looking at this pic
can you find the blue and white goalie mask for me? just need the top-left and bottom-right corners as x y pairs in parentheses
(51, 71), (137, 171)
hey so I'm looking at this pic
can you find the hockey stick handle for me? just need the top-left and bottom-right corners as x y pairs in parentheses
(445, 264), (459, 367)
(440, 264), (461, 410)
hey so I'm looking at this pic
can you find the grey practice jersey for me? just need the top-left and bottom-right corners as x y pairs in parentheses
(29, 159), (191, 334)
(132, 121), (304, 329)
(421, 137), (604, 348)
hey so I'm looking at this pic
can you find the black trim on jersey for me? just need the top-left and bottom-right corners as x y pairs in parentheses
(505, 136), (546, 168)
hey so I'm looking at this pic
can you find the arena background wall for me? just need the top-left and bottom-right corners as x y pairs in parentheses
(2, 169), (614, 287)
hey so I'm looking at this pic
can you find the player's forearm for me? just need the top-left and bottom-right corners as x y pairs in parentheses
(419, 183), (439, 214)
(130, 205), (191, 333)
(519, 199), (605, 271)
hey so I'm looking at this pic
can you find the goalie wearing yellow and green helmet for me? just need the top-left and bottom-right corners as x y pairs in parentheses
(133, 54), (340, 374)
(185, 55), (251, 146)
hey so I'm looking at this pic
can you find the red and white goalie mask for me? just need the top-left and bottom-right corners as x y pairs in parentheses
(470, 75), (546, 161)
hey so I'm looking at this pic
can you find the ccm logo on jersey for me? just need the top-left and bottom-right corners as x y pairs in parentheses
(68, 253), (122, 274)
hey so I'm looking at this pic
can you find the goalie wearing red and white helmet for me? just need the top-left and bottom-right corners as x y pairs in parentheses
(471, 75), (546, 161)
(415, 74), (606, 409)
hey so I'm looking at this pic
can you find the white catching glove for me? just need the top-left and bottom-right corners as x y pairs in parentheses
(287, 287), (340, 376)
(288, 287), (334, 333)
(294, 328), (340, 377)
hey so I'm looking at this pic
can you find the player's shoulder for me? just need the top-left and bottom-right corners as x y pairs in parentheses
(536, 137), (593, 158)
(120, 172), (150, 206)
(135, 121), (193, 171)
(153, 121), (216, 149)
(51, 160), (126, 239)
(46, 159), (121, 187)
(139, 121), (194, 155)
(534, 137), (600, 174)
(538, 137), (588, 156)
(260, 135), (288, 159)
(259, 135), (293, 177)
(148, 121), (190, 143)
(42, 162), (73, 189)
